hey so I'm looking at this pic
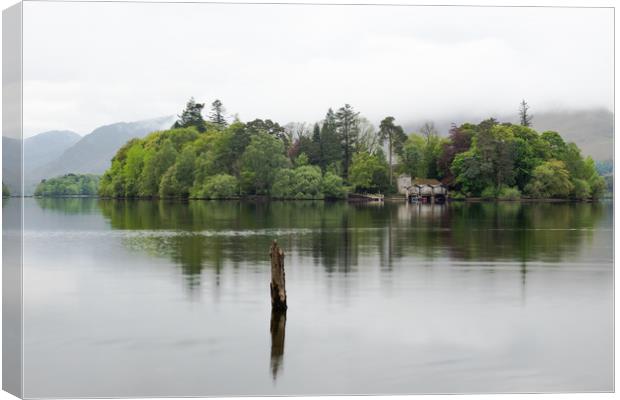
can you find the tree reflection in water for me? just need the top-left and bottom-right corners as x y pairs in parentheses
(90, 199), (609, 292)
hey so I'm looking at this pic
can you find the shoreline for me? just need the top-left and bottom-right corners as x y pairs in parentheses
(21, 195), (611, 203)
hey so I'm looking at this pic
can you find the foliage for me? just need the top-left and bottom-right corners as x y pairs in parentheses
(519, 99), (533, 127)
(100, 97), (604, 202)
(481, 186), (496, 200)
(436, 118), (605, 200)
(209, 99), (227, 128)
(192, 174), (238, 199)
(172, 97), (207, 132)
(572, 179), (591, 201)
(2, 183), (9, 197)
(321, 172), (347, 199)
(450, 191), (466, 200)
(35, 173), (100, 196)
(245, 119), (289, 146)
(524, 160), (573, 198)
(400, 134), (427, 178)
(241, 132), (290, 195)
(451, 150), (489, 196)
(271, 165), (325, 199)
(399, 123), (446, 183)
(584, 157), (606, 199)
(588, 173), (607, 200)
(159, 147), (197, 197)
(497, 186), (521, 200)
(437, 124), (473, 185)
(318, 108), (342, 173)
(378, 116), (406, 186)
(349, 152), (389, 193)
(335, 104), (360, 180)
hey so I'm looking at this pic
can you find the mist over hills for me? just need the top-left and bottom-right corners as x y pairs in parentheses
(2, 116), (175, 195)
(403, 108), (613, 161)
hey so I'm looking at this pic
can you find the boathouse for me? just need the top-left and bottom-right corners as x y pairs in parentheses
(397, 174), (448, 203)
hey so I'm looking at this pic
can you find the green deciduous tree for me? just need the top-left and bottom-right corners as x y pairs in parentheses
(240, 132), (290, 194)
(525, 160), (573, 198)
(192, 174), (238, 199)
(140, 139), (178, 196)
(271, 165), (324, 199)
(349, 151), (389, 193)
(36, 174), (100, 197)
(400, 134), (427, 178)
(122, 141), (146, 197)
(321, 172), (346, 199)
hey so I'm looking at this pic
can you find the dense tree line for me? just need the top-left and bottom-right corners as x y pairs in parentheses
(35, 173), (100, 196)
(99, 98), (605, 200)
(400, 118), (606, 200)
(100, 99), (390, 199)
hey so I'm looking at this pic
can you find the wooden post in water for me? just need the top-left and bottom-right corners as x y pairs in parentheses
(269, 240), (287, 311)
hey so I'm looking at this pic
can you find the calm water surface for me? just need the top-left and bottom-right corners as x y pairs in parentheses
(17, 198), (613, 397)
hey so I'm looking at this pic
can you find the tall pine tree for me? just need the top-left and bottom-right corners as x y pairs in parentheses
(335, 104), (360, 180)
(319, 108), (342, 173)
(378, 116), (406, 186)
(172, 97), (207, 132)
(519, 99), (533, 127)
(209, 99), (227, 128)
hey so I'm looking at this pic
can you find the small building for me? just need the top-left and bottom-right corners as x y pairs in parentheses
(398, 175), (448, 203)
(397, 174), (412, 195)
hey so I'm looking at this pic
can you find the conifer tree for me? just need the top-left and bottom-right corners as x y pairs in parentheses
(335, 104), (360, 180)
(172, 97), (207, 132)
(209, 99), (227, 128)
(378, 116), (406, 186)
(519, 99), (533, 127)
(319, 108), (342, 173)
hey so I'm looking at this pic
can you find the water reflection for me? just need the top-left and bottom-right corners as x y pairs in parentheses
(35, 197), (99, 214)
(32, 199), (610, 290)
(270, 309), (286, 381)
(21, 198), (614, 396)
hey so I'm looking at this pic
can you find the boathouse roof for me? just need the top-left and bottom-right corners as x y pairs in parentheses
(412, 178), (443, 186)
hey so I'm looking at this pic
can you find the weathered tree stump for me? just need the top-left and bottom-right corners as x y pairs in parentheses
(269, 240), (287, 311)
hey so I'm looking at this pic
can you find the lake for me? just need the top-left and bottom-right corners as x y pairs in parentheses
(16, 198), (613, 397)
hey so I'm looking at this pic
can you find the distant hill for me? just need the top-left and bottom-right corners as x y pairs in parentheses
(25, 130), (81, 170)
(3, 130), (81, 195)
(404, 108), (613, 161)
(23, 116), (175, 194)
(528, 109), (613, 161)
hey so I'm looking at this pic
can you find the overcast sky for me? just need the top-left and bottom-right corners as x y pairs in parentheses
(23, 2), (613, 137)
